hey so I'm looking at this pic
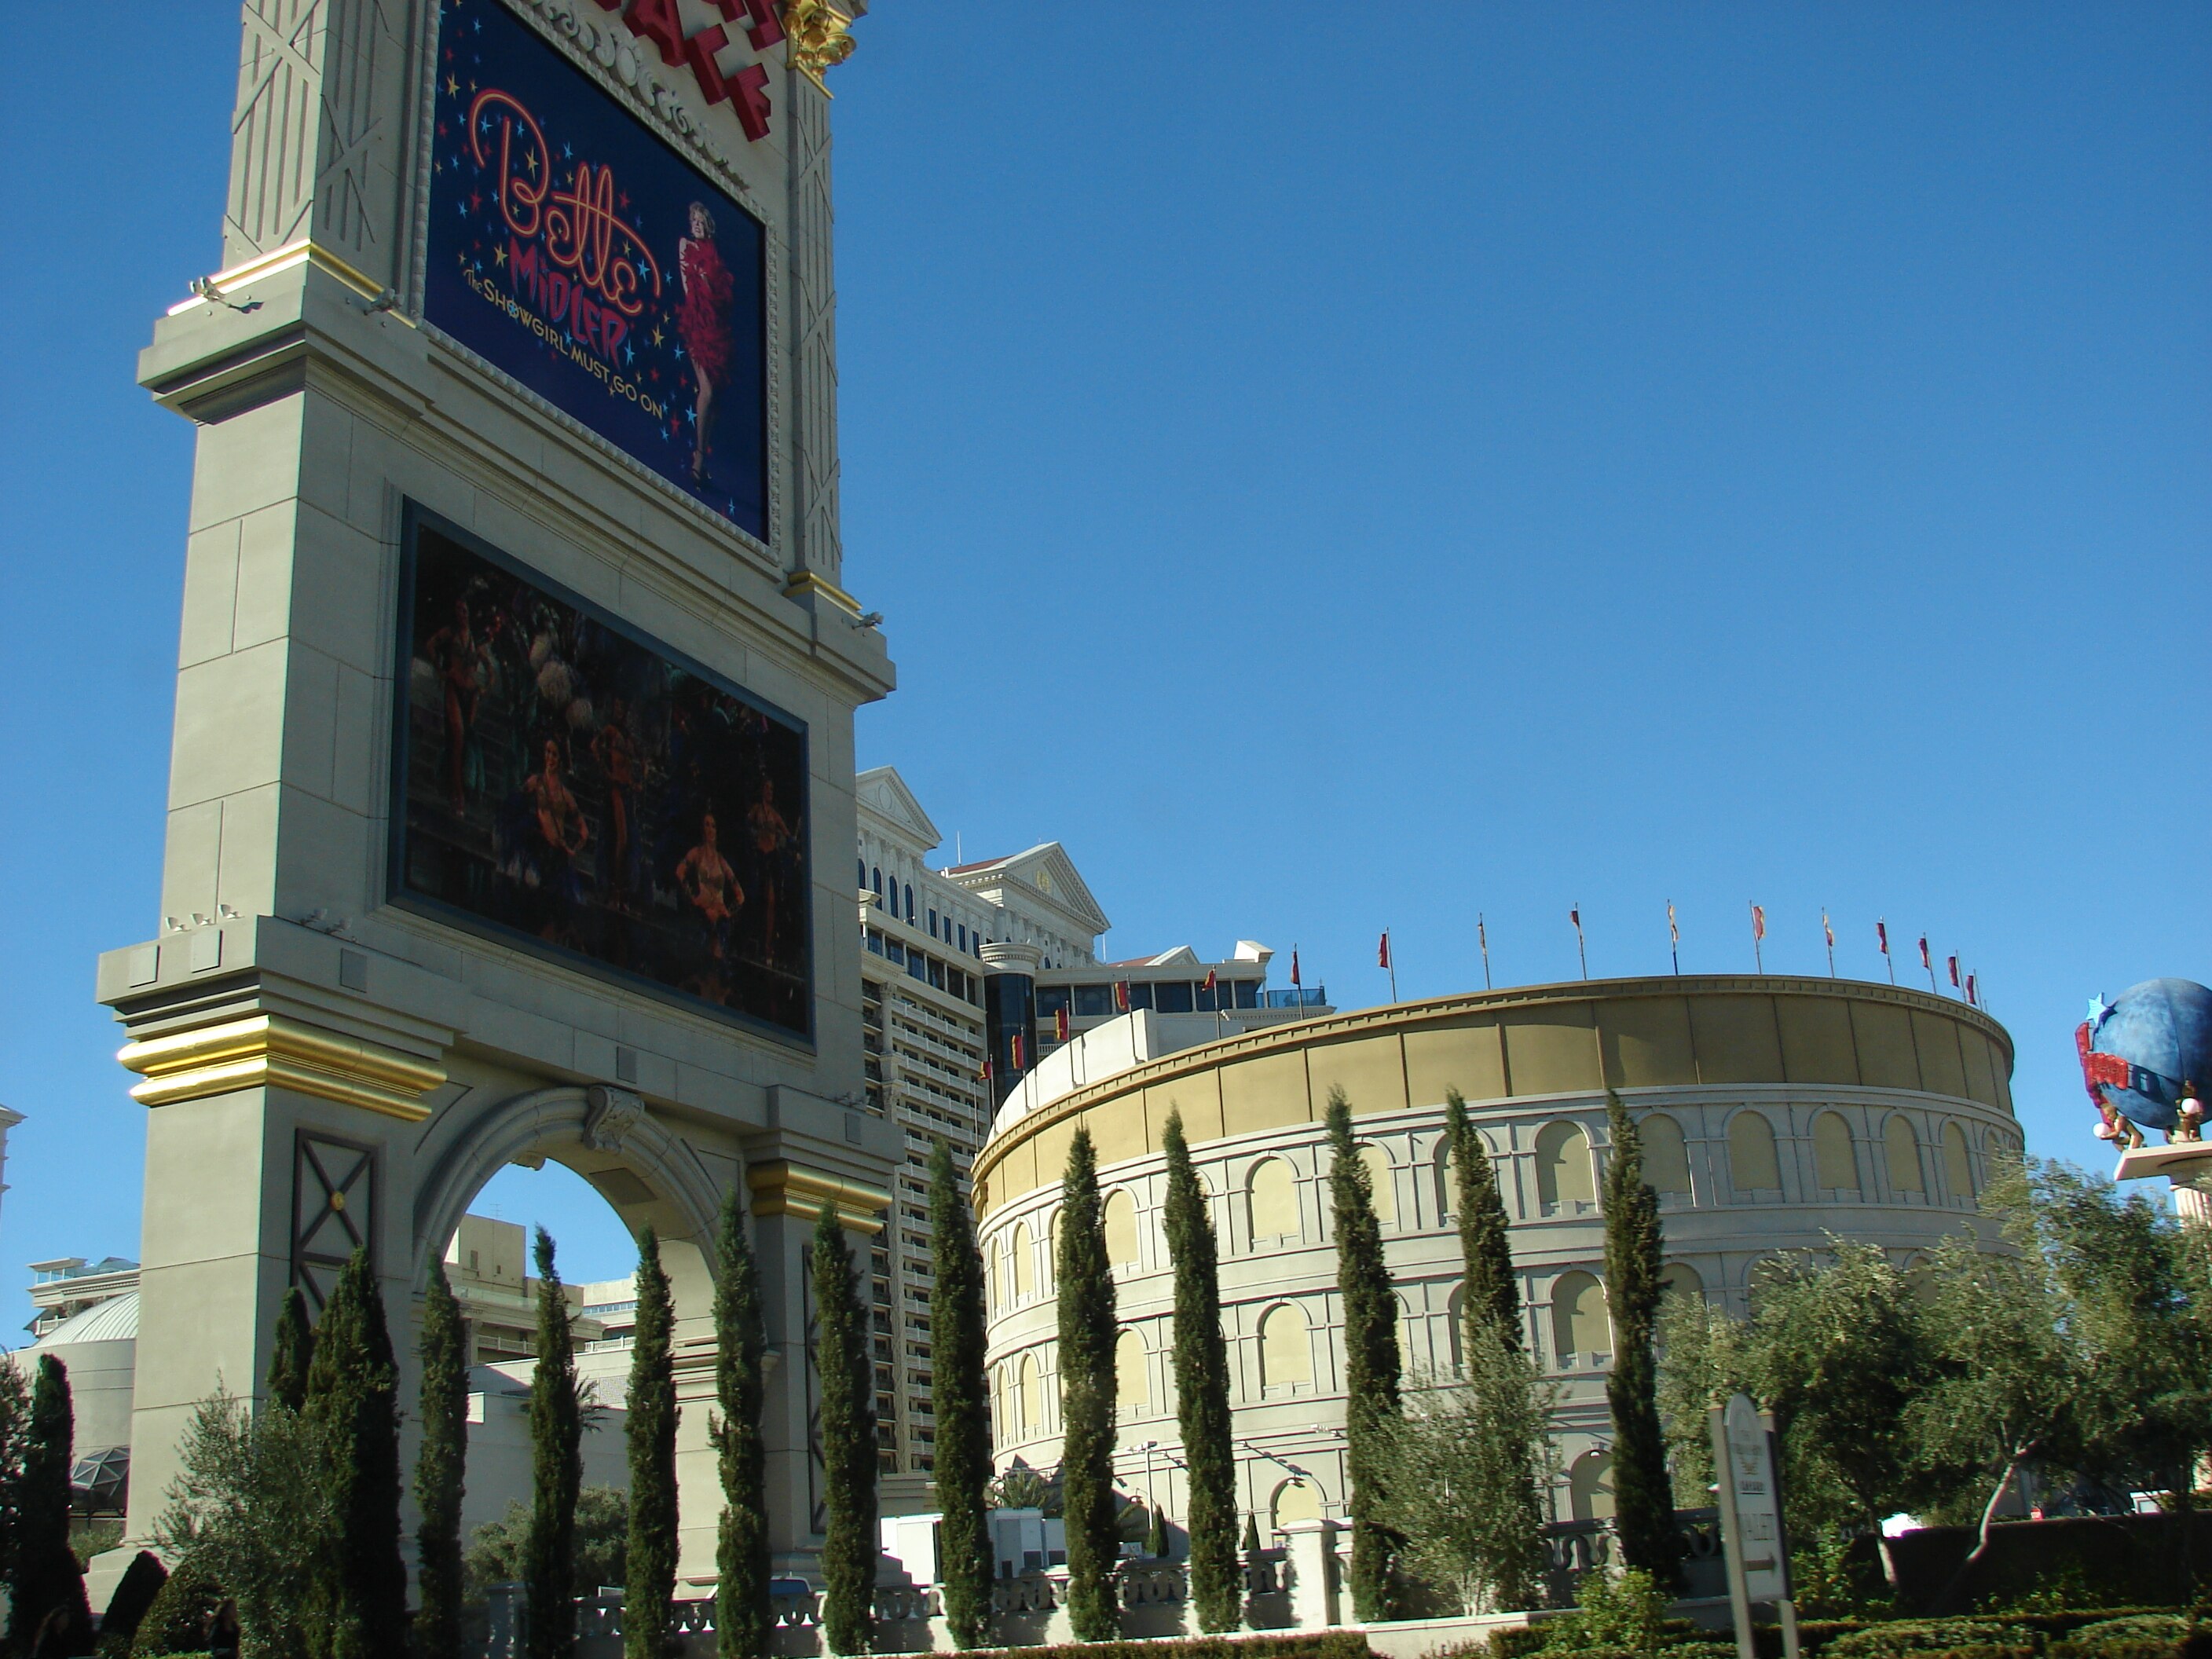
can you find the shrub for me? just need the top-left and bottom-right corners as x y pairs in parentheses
(1482, 1625), (1552, 1659)
(96, 1551), (169, 1656)
(1822, 1621), (2035, 1659)
(2053, 1614), (2189, 1659)
(1542, 1568), (1675, 1655)
(959, 1638), (1376, 1659)
(130, 1557), (223, 1656)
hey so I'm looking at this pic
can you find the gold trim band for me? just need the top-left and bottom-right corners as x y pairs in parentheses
(168, 240), (401, 317)
(747, 1160), (890, 1232)
(782, 568), (862, 617)
(119, 1014), (446, 1121)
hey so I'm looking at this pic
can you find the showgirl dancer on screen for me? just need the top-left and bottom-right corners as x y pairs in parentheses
(676, 202), (736, 488)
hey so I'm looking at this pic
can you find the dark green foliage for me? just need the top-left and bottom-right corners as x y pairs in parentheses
(526, 1229), (584, 1659)
(712, 1192), (769, 1659)
(0, 1360), (31, 1590)
(1446, 1088), (1521, 1355)
(1161, 1110), (1240, 1634)
(7, 1355), (91, 1654)
(416, 1262), (471, 1659)
(626, 1229), (679, 1659)
(466, 1488), (628, 1602)
(812, 1204), (877, 1655)
(1602, 1093), (1678, 1586)
(99, 1551), (169, 1654)
(1822, 1621), (2034, 1658)
(1241, 1515), (1262, 1556)
(266, 1287), (313, 1414)
(928, 1140), (994, 1650)
(1326, 1090), (1402, 1621)
(301, 1250), (408, 1659)
(1056, 1126), (1120, 1643)
(130, 1555), (222, 1657)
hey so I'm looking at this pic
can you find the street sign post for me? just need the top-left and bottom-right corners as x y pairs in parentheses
(1709, 1393), (1800, 1659)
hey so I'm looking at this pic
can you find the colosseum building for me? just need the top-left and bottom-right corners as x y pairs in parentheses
(970, 975), (2020, 1542)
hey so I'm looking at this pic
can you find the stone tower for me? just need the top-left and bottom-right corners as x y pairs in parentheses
(97, 0), (892, 1582)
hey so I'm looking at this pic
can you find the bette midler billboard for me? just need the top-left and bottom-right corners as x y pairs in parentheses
(424, 0), (768, 542)
(392, 507), (811, 1040)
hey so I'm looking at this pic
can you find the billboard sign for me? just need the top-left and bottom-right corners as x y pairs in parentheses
(423, 0), (769, 542)
(392, 507), (811, 1040)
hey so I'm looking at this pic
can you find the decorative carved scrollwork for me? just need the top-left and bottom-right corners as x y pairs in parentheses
(582, 1083), (646, 1152)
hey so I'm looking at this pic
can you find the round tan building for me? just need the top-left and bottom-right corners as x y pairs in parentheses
(970, 975), (2020, 1541)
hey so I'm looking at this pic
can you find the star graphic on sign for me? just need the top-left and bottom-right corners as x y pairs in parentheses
(493, 245), (507, 266)
(524, 152), (537, 177)
(446, 75), (459, 96)
(2087, 994), (2112, 1028)
(650, 325), (665, 347)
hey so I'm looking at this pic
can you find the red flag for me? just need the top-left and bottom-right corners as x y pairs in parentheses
(1751, 905), (1767, 943)
(1966, 972), (1979, 1006)
(1569, 906), (1580, 931)
(1010, 1033), (1024, 1070)
(1947, 954), (1961, 989)
(1377, 931), (1391, 969)
(1290, 949), (1302, 987)
(980, 1056), (993, 1082)
(1918, 936), (1932, 971)
(1115, 980), (1130, 1013)
(1203, 967), (1218, 992)
(1877, 920), (1890, 956)
(1055, 1006), (1070, 1042)
(1822, 912), (1835, 950)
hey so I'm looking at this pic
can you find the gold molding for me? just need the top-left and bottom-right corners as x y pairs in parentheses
(169, 240), (408, 319)
(746, 1160), (890, 1232)
(782, 1), (858, 94)
(782, 568), (862, 616)
(119, 1014), (447, 1121)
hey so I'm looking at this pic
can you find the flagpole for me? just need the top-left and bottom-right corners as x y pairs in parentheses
(1383, 929), (1399, 1004)
(1478, 915), (1492, 990)
(1572, 906), (1588, 980)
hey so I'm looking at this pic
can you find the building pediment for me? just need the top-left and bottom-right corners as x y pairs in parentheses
(855, 767), (942, 853)
(945, 842), (1110, 938)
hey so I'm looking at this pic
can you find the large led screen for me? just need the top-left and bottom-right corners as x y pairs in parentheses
(424, 0), (769, 541)
(393, 509), (811, 1038)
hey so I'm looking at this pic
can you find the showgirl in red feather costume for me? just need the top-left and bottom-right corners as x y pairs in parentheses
(676, 201), (736, 487)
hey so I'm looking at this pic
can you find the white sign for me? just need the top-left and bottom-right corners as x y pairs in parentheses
(1714, 1392), (1791, 1603)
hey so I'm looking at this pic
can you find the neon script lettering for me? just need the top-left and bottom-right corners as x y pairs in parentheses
(469, 90), (662, 363)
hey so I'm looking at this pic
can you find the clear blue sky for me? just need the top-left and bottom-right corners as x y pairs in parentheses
(2, 5), (2205, 1309)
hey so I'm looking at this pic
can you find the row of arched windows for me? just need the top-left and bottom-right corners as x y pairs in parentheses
(987, 1111), (1992, 1311)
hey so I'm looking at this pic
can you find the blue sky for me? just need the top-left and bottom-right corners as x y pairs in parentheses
(2, 5), (2205, 1308)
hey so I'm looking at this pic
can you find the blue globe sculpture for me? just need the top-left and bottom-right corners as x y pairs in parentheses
(2081, 977), (2212, 1135)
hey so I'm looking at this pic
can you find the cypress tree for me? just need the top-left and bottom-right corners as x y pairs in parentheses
(416, 1261), (471, 1659)
(1447, 1088), (1522, 1357)
(1161, 1109), (1239, 1633)
(527, 1228), (584, 1659)
(1056, 1126), (1119, 1643)
(626, 1229), (679, 1659)
(1327, 1088), (1404, 1621)
(5, 1355), (90, 1654)
(927, 1139), (994, 1649)
(712, 1191), (770, 1659)
(302, 1248), (409, 1659)
(1602, 1091), (1679, 1585)
(268, 1284), (314, 1411)
(811, 1203), (877, 1656)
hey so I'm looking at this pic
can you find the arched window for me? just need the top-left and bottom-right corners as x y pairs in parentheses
(1569, 1450), (1615, 1522)
(1536, 1122), (1596, 1214)
(1012, 1221), (1034, 1302)
(1943, 1122), (1976, 1202)
(1248, 1159), (1298, 1246)
(1813, 1111), (1860, 1195)
(1116, 1329), (1149, 1415)
(1271, 1479), (1322, 1534)
(1551, 1271), (1610, 1367)
(1885, 1116), (1925, 1194)
(1258, 1303), (1313, 1390)
(857, 858), (867, 892)
(1358, 1144), (1397, 1226)
(1641, 1114), (1692, 1196)
(904, 884), (915, 922)
(1102, 1189), (1139, 1267)
(1046, 1209), (1062, 1290)
(1016, 1353), (1042, 1437)
(1660, 1262), (1705, 1305)
(871, 866), (882, 898)
(1728, 1111), (1782, 1194)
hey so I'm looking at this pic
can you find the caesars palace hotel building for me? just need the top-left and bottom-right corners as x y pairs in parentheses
(969, 975), (2023, 1536)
